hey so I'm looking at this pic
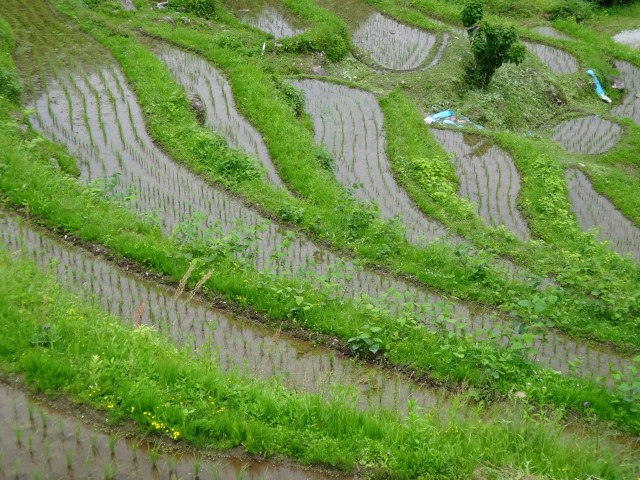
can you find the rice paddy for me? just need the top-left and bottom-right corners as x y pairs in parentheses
(230, 0), (307, 39)
(612, 60), (640, 125)
(431, 129), (531, 241)
(523, 41), (579, 74)
(551, 116), (623, 154)
(565, 169), (640, 261)
(1, 0), (640, 477)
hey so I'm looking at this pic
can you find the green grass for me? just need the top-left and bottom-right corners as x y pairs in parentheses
(1, 248), (638, 479)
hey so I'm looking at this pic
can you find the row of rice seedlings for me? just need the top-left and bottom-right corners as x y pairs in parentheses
(551, 116), (623, 154)
(352, 12), (438, 71)
(565, 169), (640, 261)
(431, 129), (531, 241)
(612, 60), (640, 125)
(523, 41), (579, 74)
(0, 384), (326, 480)
(1, 213), (452, 416)
(531, 26), (572, 41)
(289, 78), (456, 245)
(10, 10), (630, 379)
(153, 43), (285, 188)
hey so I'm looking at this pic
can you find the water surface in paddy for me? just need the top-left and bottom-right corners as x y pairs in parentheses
(551, 116), (623, 155)
(316, 0), (441, 70)
(0, 383), (347, 479)
(612, 60), (640, 125)
(613, 28), (640, 49)
(6, 0), (633, 381)
(225, 0), (307, 39)
(0, 212), (443, 416)
(153, 43), (284, 188)
(431, 129), (531, 241)
(565, 169), (640, 261)
(524, 41), (578, 74)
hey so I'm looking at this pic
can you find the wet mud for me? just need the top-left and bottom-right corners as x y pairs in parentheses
(524, 41), (579, 74)
(551, 116), (623, 154)
(431, 129), (531, 241)
(0, 383), (347, 479)
(565, 169), (640, 261)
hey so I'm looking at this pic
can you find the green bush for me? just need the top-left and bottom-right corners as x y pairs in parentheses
(279, 23), (350, 62)
(547, 0), (594, 22)
(169, 0), (218, 19)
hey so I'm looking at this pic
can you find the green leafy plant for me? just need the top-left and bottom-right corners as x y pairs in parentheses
(461, 0), (526, 88)
(348, 324), (385, 355)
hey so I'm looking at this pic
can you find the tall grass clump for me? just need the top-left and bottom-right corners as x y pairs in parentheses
(0, 18), (22, 102)
(169, 0), (218, 19)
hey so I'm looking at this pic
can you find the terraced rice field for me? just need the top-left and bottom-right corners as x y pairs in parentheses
(551, 116), (623, 154)
(7, 8), (628, 381)
(431, 129), (531, 241)
(0, 211), (443, 416)
(0, 384), (340, 479)
(613, 28), (640, 49)
(612, 60), (640, 124)
(153, 43), (284, 187)
(565, 169), (640, 261)
(317, 0), (443, 71)
(523, 41), (579, 74)
(228, 0), (307, 39)
(352, 12), (438, 71)
(290, 79), (453, 245)
(2, 0), (640, 476)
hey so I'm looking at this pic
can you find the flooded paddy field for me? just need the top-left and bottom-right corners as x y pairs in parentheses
(551, 116), (623, 155)
(613, 28), (640, 49)
(523, 41), (579, 74)
(316, 0), (443, 71)
(0, 211), (443, 417)
(289, 78), (454, 245)
(0, 383), (346, 480)
(226, 0), (307, 39)
(612, 60), (640, 125)
(431, 129), (531, 241)
(565, 169), (640, 261)
(153, 43), (284, 188)
(3, 0), (635, 384)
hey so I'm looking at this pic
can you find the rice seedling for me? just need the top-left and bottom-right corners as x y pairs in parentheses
(523, 41), (579, 74)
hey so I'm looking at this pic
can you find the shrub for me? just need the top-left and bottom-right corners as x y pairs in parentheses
(547, 0), (594, 22)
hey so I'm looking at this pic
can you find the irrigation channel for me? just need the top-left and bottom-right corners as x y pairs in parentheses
(551, 116), (623, 155)
(315, 0), (447, 71)
(4, 0), (633, 381)
(430, 129), (531, 242)
(565, 169), (640, 261)
(0, 210), (443, 417)
(0, 383), (346, 479)
(226, 0), (308, 39)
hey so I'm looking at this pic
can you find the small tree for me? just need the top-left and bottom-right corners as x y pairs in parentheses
(461, 0), (525, 89)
